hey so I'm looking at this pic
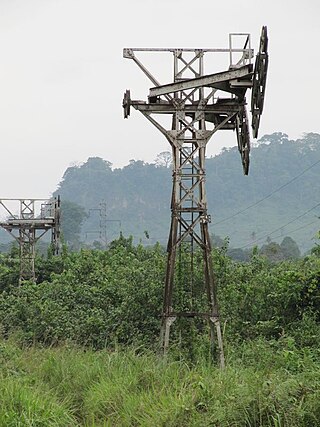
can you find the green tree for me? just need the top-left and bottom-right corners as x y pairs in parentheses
(280, 236), (301, 259)
(154, 151), (172, 168)
(61, 201), (88, 246)
(260, 241), (284, 262)
(311, 231), (320, 256)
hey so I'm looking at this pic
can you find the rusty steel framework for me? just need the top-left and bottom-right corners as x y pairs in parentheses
(123, 27), (268, 366)
(0, 197), (61, 284)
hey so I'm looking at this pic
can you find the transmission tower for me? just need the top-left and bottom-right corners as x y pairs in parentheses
(86, 201), (122, 247)
(122, 27), (268, 366)
(0, 197), (61, 284)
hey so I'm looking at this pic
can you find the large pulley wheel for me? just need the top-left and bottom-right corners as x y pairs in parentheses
(251, 26), (268, 138)
(236, 105), (250, 175)
(122, 89), (131, 118)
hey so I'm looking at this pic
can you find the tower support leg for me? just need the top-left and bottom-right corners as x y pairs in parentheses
(160, 213), (179, 354)
(202, 221), (225, 368)
(159, 141), (225, 366)
(160, 316), (177, 356)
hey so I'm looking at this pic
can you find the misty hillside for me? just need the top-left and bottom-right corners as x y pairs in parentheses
(53, 132), (320, 253)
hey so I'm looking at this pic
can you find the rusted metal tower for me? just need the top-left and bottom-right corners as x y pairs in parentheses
(0, 197), (61, 284)
(122, 27), (268, 366)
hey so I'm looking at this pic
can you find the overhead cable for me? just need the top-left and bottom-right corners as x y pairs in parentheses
(238, 202), (320, 249)
(213, 157), (320, 226)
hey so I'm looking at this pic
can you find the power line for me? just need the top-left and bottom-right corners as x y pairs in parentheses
(266, 219), (319, 242)
(213, 157), (320, 226)
(238, 202), (320, 249)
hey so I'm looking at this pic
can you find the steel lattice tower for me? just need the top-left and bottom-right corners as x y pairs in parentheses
(86, 201), (122, 247)
(123, 28), (268, 366)
(0, 197), (61, 284)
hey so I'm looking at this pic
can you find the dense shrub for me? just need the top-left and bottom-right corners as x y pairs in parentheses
(0, 237), (319, 351)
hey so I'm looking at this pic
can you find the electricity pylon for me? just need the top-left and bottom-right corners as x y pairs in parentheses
(122, 27), (268, 366)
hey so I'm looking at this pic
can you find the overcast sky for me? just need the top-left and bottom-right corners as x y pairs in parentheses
(0, 0), (319, 199)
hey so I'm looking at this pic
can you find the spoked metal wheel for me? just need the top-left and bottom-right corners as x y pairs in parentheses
(122, 89), (131, 118)
(236, 105), (250, 175)
(251, 26), (269, 139)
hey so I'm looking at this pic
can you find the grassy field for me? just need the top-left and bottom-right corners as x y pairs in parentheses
(1, 338), (320, 426)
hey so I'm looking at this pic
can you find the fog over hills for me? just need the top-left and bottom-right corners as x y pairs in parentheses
(52, 132), (320, 254)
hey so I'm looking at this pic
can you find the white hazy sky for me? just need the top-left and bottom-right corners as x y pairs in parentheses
(0, 0), (319, 198)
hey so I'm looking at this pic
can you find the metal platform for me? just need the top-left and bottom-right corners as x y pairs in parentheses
(0, 197), (61, 284)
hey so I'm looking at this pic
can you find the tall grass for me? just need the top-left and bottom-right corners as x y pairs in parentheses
(1, 338), (320, 426)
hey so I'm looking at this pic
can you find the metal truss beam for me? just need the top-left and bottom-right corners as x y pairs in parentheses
(149, 64), (253, 98)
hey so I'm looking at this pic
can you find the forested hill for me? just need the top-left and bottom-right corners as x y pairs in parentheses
(54, 132), (320, 253)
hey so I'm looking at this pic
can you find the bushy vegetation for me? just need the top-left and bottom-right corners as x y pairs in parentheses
(0, 235), (320, 425)
(0, 236), (319, 350)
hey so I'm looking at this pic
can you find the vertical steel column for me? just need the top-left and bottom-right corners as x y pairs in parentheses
(19, 227), (36, 283)
(51, 196), (61, 255)
(160, 140), (224, 366)
(158, 50), (225, 366)
(19, 200), (36, 284)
